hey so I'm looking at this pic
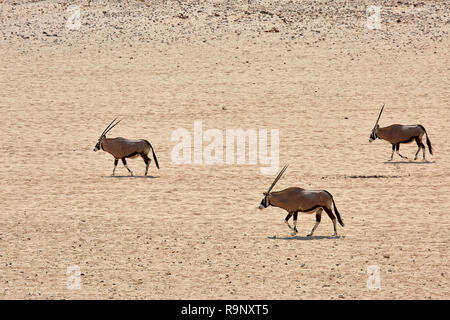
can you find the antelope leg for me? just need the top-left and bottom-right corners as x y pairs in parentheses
(121, 158), (134, 176)
(141, 153), (150, 176)
(284, 212), (294, 230)
(414, 138), (422, 160)
(324, 207), (338, 237)
(395, 144), (408, 159)
(397, 152), (408, 159)
(414, 147), (420, 160)
(308, 208), (323, 237)
(292, 211), (299, 233)
(112, 159), (118, 176)
(389, 144), (395, 161)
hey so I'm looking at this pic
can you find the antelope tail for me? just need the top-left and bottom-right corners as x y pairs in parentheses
(426, 133), (433, 155)
(332, 198), (344, 227)
(419, 125), (433, 155)
(152, 147), (160, 169)
(145, 140), (160, 169)
(324, 190), (344, 227)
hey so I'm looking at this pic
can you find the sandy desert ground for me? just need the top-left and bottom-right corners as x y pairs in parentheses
(0, 0), (449, 299)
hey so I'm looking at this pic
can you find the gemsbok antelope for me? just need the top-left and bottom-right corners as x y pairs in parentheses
(258, 165), (344, 236)
(369, 104), (433, 161)
(93, 118), (160, 176)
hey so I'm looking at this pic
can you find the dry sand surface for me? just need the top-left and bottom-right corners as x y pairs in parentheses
(0, 0), (449, 299)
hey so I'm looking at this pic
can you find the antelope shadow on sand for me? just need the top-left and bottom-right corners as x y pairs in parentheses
(383, 161), (436, 165)
(268, 235), (345, 241)
(104, 175), (159, 179)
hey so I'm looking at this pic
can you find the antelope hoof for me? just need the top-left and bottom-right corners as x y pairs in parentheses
(333, 233), (338, 237)
(290, 231), (297, 236)
(307, 233), (312, 237)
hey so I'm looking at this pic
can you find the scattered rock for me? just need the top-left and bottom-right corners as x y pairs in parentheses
(265, 27), (280, 33)
(260, 10), (274, 17)
(176, 13), (189, 19)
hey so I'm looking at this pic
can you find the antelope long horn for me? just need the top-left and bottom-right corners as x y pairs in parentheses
(266, 164), (288, 194)
(103, 119), (121, 136)
(100, 117), (119, 137)
(374, 104), (385, 127)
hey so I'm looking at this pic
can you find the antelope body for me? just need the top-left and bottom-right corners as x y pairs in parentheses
(93, 119), (159, 176)
(258, 166), (344, 237)
(369, 105), (433, 161)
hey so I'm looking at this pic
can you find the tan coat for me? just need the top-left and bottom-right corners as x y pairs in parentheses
(375, 124), (424, 145)
(101, 137), (151, 159)
(268, 187), (333, 213)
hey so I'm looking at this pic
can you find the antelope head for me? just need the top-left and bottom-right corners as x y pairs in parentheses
(258, 165), (288, 209)
(369, 104), (384, 142)
(93, 118), (121, 151)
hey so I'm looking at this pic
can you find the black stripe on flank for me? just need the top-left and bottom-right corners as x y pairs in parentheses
(124, 152), (140, 158)
(398, 136), (416, 144)
(300, 205), (321, 213)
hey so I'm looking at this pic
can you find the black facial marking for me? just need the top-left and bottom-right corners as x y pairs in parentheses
(260, 196), (269, 208)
